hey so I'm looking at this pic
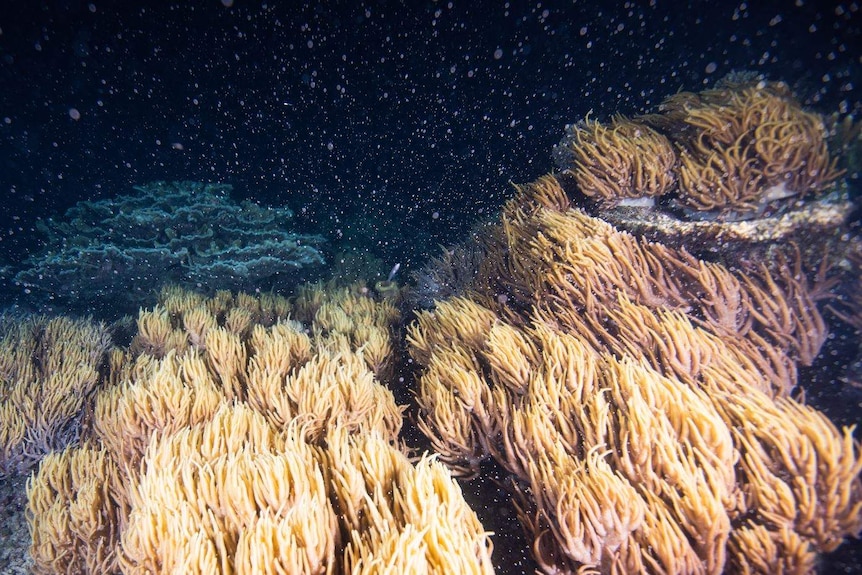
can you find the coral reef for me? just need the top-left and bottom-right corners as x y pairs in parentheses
(0, 314), (111, 477)
(14, 182), (326, 315)
(407, 222), (493, 310)
(408, 176), (862, 573)
(828, 243), (862, 391)
(662, 83), (841, 214)
(26, 285), (494, 574)
(597, 194), (854, 275)
(556, 117), (677, 206)
(554, 81), (843, 220)
(12, 77), (862, 575)
(551, 80), (856, 358)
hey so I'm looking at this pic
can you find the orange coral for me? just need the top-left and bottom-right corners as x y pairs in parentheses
(0, 316), (111, 476)
(673, 85), (843, 215)
(27, 285), (491, 574)
(559, 117), (677, 206)
(557, 81), (844, 218)
(408, 176), (860, 573)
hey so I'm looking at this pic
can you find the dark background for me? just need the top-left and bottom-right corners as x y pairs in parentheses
(0, 0), (858, 276)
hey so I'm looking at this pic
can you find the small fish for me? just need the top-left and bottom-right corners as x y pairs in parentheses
(387, 263), (401, 282)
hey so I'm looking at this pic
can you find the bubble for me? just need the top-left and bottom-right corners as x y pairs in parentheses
(68, 108), (81, 120)
(493, 48), (503, 60)
(705, 62), (717, 74)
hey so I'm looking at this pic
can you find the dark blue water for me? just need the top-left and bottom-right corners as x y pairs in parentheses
(1, 1), (857, 278)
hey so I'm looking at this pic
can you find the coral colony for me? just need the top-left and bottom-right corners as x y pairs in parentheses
(14, 181), (325, 314)
(1, 80), (860, 574)
(553, 81), (841, 220)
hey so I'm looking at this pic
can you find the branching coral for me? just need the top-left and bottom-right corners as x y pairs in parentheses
(670, 85), (843, 215)
(555, 81), (844, 219)
(27, 283), (491, 574)
(557, 117), (677, 206)
(407, 176), (860, 573)
(27, 445), (126, 575)
(118, 404), (338, 575)
(13, 181), (326, 314)
(326, 429), (494, 574)
(0, 315), (111, 476)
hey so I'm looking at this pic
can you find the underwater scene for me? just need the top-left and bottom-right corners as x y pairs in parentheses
(0, 2), (861, 574)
